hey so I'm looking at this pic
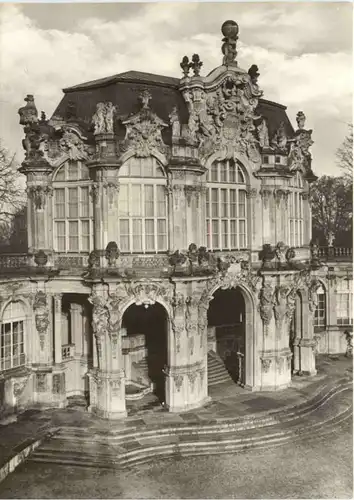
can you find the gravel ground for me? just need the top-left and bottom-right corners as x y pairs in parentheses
(0, 418), (352, 499)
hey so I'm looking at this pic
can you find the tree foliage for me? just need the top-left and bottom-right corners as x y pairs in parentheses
(310, 175), (352, 246)
(336, 125), (353, 182)
(0, 142), (26, 246)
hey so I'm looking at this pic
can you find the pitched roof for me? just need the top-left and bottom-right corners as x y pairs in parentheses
(51, 70), (294, 141)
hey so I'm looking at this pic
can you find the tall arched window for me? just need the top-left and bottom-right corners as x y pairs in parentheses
(53, 160), (92, 252)
(118, 156), (167, 253)
(289, 172), (304, 247)
(336, 278), (353, 326)
(1, 302), (26, 371)
(206, 159), (247, 250)
(314, 284), (326, 329)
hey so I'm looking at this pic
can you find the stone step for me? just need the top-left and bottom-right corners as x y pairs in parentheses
(29, 405), (352, 470)
(28, 385), (351, 470)
(54, 381), (351, 443)
(207, 351), (234, 386)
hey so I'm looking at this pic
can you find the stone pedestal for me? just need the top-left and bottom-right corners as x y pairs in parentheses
(259, 348), (292, 391)
(298, 339), (317, 375)
(88, 369), (126, 419)
(33, 368), (67, 408)
(165, 362), (209, 413)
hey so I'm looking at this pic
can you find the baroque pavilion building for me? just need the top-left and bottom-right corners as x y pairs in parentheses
(0, 21), (352, 420)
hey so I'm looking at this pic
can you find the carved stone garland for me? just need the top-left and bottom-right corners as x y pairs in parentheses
(33, 291), (50, 351)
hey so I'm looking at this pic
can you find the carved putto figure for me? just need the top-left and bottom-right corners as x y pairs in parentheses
(92, 102), (116, 135)
(221, 20), (239, 65)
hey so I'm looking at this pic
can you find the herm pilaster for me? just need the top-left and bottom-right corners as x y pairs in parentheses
(166, 278), (210, 412)
(88, 283), (126, 419)
(258, 272), (292, 390)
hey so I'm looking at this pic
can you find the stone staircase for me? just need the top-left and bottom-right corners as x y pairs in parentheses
(207, 350), (234, 386)
(26, 378), (352, 471)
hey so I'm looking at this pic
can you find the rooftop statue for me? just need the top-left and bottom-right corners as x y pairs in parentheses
(92, 102), (116, 135)
(221, 20), (239, 66)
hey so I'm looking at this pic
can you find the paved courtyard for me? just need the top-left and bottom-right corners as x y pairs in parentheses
(0, 412), (352, 499)
(0, 355), (352, 499)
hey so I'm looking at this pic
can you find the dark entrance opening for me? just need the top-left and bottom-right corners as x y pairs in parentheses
(289, 292), (302, 375)
(122, 302), (168, 403)
(207, 287), (245, 384)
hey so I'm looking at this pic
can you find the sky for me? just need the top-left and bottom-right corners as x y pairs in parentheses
(0, 2), (352, 176)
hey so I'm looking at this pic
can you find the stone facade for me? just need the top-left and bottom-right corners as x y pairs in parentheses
(0, 21), (352, 420)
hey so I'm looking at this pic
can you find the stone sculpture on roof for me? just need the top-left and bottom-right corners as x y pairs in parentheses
(92, 102), (116, 135)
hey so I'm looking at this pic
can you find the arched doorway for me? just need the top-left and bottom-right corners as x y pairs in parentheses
(290, 292), (302, 374)
(207, 287), (246, 385)
(121, 302), (168, 403)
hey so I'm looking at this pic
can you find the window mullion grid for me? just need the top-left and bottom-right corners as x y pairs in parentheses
(154, 184), (158, 253)
(236, 188), (239, 250)
(10, 322), (13, 370)
(141, 184), (146, 253)
(217, 165), (220, 250)
(128, 184), (133, 253)
(227, 189), (230, 250)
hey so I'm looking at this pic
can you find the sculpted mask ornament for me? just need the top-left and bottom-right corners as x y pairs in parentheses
(120, 91), (168, 157)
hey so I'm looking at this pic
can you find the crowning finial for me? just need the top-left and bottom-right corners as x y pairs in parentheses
(221, 20), (239, 66)
(180, 56), (190, 78)
(296, 111), (306, 130)
(190, 54), (203, 77)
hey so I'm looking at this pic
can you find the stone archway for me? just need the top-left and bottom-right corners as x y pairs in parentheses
(121, 302), (168, 403)
(289, 291), (302, 374)
(207, 286), (250, 386)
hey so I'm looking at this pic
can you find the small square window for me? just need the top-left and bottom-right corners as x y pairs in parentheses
(263, 156), (269, 164)
(275, 156), (281, 164)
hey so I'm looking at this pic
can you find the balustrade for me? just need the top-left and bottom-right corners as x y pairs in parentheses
(318, 247), (352, 261)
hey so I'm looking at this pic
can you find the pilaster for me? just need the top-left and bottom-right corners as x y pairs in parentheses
(88, 283), (127, 419)
(166, 279), (210, 412)
(258, 272), (292, 390)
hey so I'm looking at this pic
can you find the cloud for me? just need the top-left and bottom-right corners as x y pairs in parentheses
(0, 3), (352, 176)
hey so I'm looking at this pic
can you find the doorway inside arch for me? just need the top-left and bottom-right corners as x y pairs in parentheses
(121, 302), (168, 403)
(207, 287), (246, 385)
(289, 292), (302, 375)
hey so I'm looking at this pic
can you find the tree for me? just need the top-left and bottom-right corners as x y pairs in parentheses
(0, 142), (26, 247)
(310, 175), (352, 247)
(336, 125), (353, 182)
